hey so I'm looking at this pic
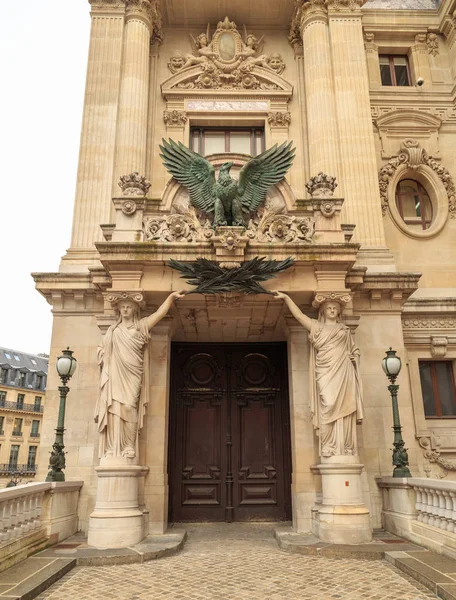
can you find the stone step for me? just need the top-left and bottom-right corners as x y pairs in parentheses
(0, 556), (76, 600)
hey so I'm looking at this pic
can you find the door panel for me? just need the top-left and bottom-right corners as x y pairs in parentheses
(169, 343), (291, 522)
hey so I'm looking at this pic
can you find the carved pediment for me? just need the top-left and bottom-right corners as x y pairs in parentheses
(162, 16), (292, 97)
(162, 65), (292, 94)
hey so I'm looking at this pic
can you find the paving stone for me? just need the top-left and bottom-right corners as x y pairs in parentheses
(35, 523), (438, 599)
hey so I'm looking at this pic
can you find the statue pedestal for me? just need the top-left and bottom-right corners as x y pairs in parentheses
(88, 462), (149, 548)
(312, 456), (372, 544)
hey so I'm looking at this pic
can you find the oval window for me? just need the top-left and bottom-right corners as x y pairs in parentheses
(395, 179), (433, 231)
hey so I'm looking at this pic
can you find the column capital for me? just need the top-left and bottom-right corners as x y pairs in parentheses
(325, 0), (366, 13)
(125, 0), (155, 28)
(89, 0), (125, 12)
(301, 0), (328, 29)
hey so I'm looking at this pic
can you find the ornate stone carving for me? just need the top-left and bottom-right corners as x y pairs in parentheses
(418, 435), (456, 476)
(168, 50), (186, 74)
(378, 139), (456, 217)
(143, 213), (213, 242)
(267, 112), (291, 128)
(402, 317), (456, 329)
(265, 53), (285, 75)
(163, 110), (187, 127)
(306, 172), (338, 198)
(106, 291), (145, 308)
(415, 33), (427, 45)
(288, 0), (303, 54)
(150, 0), (163, 44)
(121, 199), (137, 215)
(312, 291), (352, 308)
(118, 172), (151, 197)
(320, 200), (337, 218)
(431, 336), (448, 357)
(326, 0), (364, 11)
(125, 0), (153, 19)
(167, 17), (285, 90)
(96, 291), (182, 460)
(89, 0), (124, 8)
(246, 211), (315, 243)
(426, 33), (439, 56)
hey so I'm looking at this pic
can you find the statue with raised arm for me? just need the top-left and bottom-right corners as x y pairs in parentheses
(274, 291), (364, 458)
(95, 291), (185, 460)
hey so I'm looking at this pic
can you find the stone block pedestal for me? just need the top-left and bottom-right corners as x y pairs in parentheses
(312, 457), (372, 544)
(88, 464), (149, 548)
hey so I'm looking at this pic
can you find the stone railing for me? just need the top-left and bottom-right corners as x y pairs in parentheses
(0, 480), (83, 572)
(377, 477), (456, 559)
(413, 479), (456, 532)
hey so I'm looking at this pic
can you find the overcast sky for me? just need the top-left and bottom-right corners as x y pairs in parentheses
(1, 1), (90, 355)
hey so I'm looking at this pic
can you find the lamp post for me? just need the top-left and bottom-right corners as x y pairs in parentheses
(382, 348), (412, 478)
(46, 348), (77, 482)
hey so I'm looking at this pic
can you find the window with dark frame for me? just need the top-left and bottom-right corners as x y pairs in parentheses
(16, 393), (24, 409)
(0, 416), (4, 435)
(0, 391), (6, 406)
(379, 55), (411, 86)
(9, 445), (19, 469)
(12, 418), (23, 436)
(34, 396), (42, 411)
(419, 361), (456, 417)
(190, 127), (265, 157)
(31, 420), (40, 436)
(395, 179), (432, 230)
(27, 446), (37, 469)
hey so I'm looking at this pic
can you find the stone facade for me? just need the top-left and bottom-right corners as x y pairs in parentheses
(34, 0), (456, 539)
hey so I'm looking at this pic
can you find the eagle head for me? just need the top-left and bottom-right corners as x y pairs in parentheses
(220, 161), (234, 173)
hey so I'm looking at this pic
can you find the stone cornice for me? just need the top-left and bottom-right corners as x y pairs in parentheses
(326, 0), (366, 11)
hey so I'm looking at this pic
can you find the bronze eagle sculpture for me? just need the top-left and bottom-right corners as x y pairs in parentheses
(159, 139), (295, 227)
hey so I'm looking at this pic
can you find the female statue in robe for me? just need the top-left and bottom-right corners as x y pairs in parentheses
(95, 291), (185, 460)
(274, 292), (364, 458)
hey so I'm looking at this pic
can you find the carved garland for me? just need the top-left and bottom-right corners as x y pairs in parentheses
(378, 139), (456, 218)
(418, 436), (456, 476)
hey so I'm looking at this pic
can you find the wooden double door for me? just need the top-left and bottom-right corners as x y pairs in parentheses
(169, 343), (292, 522)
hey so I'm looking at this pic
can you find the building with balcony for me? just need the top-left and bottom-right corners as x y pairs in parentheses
(0, 347), (47, 487)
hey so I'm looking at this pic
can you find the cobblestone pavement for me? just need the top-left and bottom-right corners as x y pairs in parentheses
(38, 523), (437, 600)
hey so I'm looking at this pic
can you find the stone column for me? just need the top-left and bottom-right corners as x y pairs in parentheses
(142, 316), (173, 534)
(300, 0), (341, 186)
(112, 0), (155, 195)
(69, 1), (125, 252)
(285, 318), (319, 533)
(326, 0), (386, 249)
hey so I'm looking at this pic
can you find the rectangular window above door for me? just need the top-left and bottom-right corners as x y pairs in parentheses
(190, 127), (265, 157)
(379, 55), (411, 86)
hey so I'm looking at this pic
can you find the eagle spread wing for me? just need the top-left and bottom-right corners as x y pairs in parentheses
(159, 139), (216, 214)
(237, 141), (295, 213)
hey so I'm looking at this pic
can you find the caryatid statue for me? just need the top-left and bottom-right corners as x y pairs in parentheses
(274, 291), (364, 458)
(95, 290), (185, 460)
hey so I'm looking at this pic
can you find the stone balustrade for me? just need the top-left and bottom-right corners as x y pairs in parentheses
(378, 476), (456, 560)
(412, 478), (456, 532)
(0, 480), (83, 572)
(0, 482), (47, 544)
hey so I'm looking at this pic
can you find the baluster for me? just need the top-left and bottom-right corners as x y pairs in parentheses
(437, 490), (447, 530)
(22, 495), (31, 534)
(421, 488), (431, 524)
(415, 487), (423, 520)
(35, 492), (44, 530)
(449, 491), (456, 533)
(9, 499), (20, 539)
(428, 490), (438, 527)
(16, 496), (26, 539)
(443, 491), (454, 533)
(0, 501), (9, 543)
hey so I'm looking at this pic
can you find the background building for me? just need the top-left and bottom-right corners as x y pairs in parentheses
(33, 0), (456, 539)
(0, 348), (48, 487)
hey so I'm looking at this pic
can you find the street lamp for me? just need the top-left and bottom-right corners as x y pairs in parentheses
(382, 348), (412, 478)
(45, 348), (77, 482)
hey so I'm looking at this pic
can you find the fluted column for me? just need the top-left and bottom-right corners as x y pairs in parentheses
(300, 0), (341, 185)
(113, 0), (154, 195)
(70, 0), (126, 250)
(327, 0), (386, 247)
